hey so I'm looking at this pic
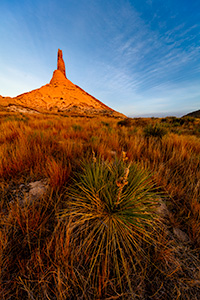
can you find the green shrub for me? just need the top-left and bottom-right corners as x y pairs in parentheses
(59, 157), (160, 297)
(117, 117), (133, 127)
(144, 123), (167, 139)
(182, 116), (195, 124)
(161, 118), (167, 123)
(72, 124), (82, 131)
(101, 121), (110, 127)
(166, 116), (195, 126)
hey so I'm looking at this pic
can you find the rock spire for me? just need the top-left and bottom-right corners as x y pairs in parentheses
(57, 49), (66, 77)
(0, 49), (125, 117)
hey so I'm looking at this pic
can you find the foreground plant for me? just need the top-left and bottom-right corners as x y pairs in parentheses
(58, 156), (160, 298)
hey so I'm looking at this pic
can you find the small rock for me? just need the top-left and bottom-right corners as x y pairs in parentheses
(157, 199), (170, 217)
(173, 227), (190, 243)
(28, 179), (49, 201)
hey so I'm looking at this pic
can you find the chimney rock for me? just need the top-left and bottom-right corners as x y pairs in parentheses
(57, 49), (66, 77)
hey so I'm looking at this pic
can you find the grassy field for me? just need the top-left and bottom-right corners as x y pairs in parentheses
(0, 111), (200, 299)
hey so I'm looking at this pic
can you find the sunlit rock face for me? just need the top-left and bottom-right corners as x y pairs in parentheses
(0, 49), (125, 117)
(57, 49), (66, 78)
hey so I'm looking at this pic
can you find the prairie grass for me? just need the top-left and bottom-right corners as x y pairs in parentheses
(0, 112), (200, 299)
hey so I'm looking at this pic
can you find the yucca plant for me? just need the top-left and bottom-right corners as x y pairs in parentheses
(58, 155), (160, 298)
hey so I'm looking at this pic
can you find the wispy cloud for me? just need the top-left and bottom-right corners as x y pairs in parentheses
(78, 2), (200, 116)
(84, 3), (200, 115)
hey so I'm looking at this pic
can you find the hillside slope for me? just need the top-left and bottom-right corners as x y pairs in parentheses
(184, 109), (200, 118)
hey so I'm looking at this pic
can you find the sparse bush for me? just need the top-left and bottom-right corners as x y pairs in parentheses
(182, 116), (195, 124)
(144, 123), (167, 140)
(101, 121), (110, 127)
(117, 117), (133, 127)
(161, 117), (167, 123)
(72, 123), (82, 131)
(167, 116), (195, 126)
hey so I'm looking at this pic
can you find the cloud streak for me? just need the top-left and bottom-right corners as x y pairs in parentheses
(84, 2), (200, 116)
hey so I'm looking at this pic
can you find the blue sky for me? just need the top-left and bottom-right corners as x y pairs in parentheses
(0, 0), (199, 117)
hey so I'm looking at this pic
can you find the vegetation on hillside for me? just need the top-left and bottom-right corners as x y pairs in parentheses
(0, 112), (200, 299)
(184, 109), (200, 119)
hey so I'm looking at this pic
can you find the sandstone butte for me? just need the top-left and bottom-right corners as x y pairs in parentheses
(0, 49), (124, 117)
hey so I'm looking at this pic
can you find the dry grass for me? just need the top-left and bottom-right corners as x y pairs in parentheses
(0, 111), (200, 299)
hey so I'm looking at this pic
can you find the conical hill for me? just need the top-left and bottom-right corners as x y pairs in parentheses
(0, 49), (124, 117)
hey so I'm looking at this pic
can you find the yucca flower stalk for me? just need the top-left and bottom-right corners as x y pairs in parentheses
(58, 156), (160, 298)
